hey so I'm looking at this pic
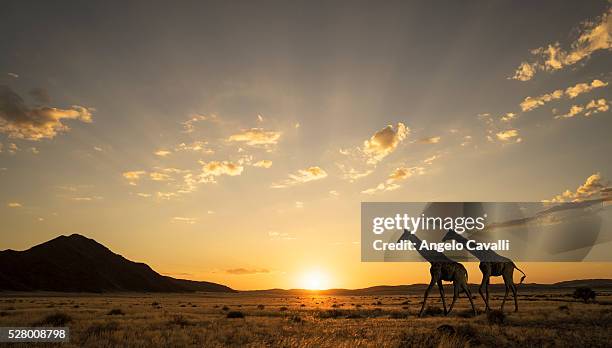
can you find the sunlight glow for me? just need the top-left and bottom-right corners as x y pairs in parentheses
(300, 270), (330, 290)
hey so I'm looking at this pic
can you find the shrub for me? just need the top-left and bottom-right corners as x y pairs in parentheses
(257, 304), (265, 310)
(558, 305), (570, 312)
(279, 306), (288, 311)
(221, 306), (230, 311)
(107, 309), (125, 315)
(573, 287), (596, 303)
(35, 312), (72, 326)
(226, 311), (245, 318)
(151, 302), (160, 306)
(84, 321), (120, 338)
(486, 310), (506, 325)
(437, 324), (455, 335)
(168, 315), (191, 327)
(422, 306), (444, 317)
(290, 315), (302, 323)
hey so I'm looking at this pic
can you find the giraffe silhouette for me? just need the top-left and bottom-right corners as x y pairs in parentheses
(442, 229), (526, 312)
(399, 229), (476, 316)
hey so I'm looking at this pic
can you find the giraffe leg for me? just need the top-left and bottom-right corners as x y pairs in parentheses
(500, 284), (509, 312)
(511, 283), (518, 312)
(479, 276), (490, 311)
(419, 279), (436, 317)
(447, 282), (459, 315)
(437, 280), (447, 315)
(462, 283), (477, 315)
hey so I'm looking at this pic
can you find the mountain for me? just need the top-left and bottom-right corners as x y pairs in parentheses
(0, 234), (234, 293)
(246, 280), (612, 296)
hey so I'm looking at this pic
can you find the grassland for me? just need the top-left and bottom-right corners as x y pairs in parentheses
(0, 290), (611, 347)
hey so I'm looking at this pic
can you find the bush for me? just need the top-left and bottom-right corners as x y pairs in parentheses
(221, 306), (230, 311)
(279, 306), (288, 311)
(168, 315), (191, 327)
(107, 309), (125, 315)
(422, 306), (444, 317)
(35, 312), (72, 326)
(226, 311), (245, 318)
(573, 287), (596, 303)
(84, 321), (119, 338)
(486, 310), (506, 325)
(558, 305), (570, 312)
(257, 304), (265, 310)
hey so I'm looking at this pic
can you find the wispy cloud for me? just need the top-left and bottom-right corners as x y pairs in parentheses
(418, 136), (441, 144)
(361, 166), (425, 195)
(555, 98), (609, 119)
(253, 159), (273, 168)
(520, 79), (607, 112)
(7, 202), (22, 208)
(511, 8), (612, 81)
(122, 170), (147, 185)
(172, 217), (197, 224)
(271, 166), (327, 188)
(226, 268), (269, 275)
(228, 128), (281, 146)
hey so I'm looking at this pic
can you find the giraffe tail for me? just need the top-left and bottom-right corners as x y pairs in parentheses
(513, 263), (526, 284)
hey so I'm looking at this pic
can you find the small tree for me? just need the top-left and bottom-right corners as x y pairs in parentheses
(573, 287), (596, 303)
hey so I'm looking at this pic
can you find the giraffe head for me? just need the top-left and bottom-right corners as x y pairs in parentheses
(441, 229), (459, 242)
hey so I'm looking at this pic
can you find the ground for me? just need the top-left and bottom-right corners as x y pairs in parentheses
(0, 291), (611, 347)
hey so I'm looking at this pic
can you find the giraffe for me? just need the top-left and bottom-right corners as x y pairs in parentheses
(441, 229), (526, 312)
(399, 229), (476, 317)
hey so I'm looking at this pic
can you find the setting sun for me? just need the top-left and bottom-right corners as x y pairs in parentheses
(300, 270), (330, 290)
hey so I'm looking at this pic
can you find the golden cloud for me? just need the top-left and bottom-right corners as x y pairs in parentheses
(271, 166), (328, 188)
(228, 128), (281, 146)
(544, 173), (610, 202)
(418, 136), (441, 144)
(511, 8), (612, 81)
(520, 80), (607, 112)
(362, 166), (424, 195)
(495, 129), (521, 142)
(363, 123), (409, 164)
(122, 170), (147, 185)
(0, 85), (94, 140)
(253, 159), (273, 168)
(555, 98), (609, 119)
(7, 202), (22, 208)
(200, 161), (244, 182)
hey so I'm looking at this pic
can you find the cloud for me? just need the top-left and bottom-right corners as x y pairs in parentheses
(361, 166), (425, 195)
(228, 128), (281, 146)
(271, 166), (327, 188)
(268, 231), (296, 240)
(122, 170), (147, 185)
(201, 161), (243, 176)
(155, 150), (172, 157)
(175, 141), (214, 154)
(520, 80), (607, 112)
(172, 217), (197, 224)
(0, 85), (93, 140)
(555, 98), (609, 119)
(71, 196), (103, 202)
(7, 202), (22, 208)
(418, 136), (441, 144)
(295, 201), (304, 208)
(363, 123), (409, 164)
(500, 113), (518, 122)
(7, 73), (19, 79)
(181, 113), (218, 133)
(150, 172), (172, 181)
(544, 173), (610, 202)
(226, 268), (269, 275)
(495, 129), (521, 142)
(329, 190), (340, 197)
(253, 159), (273, 168)
(511, 8), (612, 81)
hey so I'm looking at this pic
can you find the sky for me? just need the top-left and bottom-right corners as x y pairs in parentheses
(1, 1), (611, 290)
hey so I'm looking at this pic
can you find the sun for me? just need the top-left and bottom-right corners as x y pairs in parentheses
(300, 270), (329, 290)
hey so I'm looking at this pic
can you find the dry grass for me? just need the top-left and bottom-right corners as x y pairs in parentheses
(0, 291), (610, 347)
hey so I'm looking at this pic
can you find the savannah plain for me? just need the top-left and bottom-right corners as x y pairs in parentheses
(1, 289), (611, 347)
